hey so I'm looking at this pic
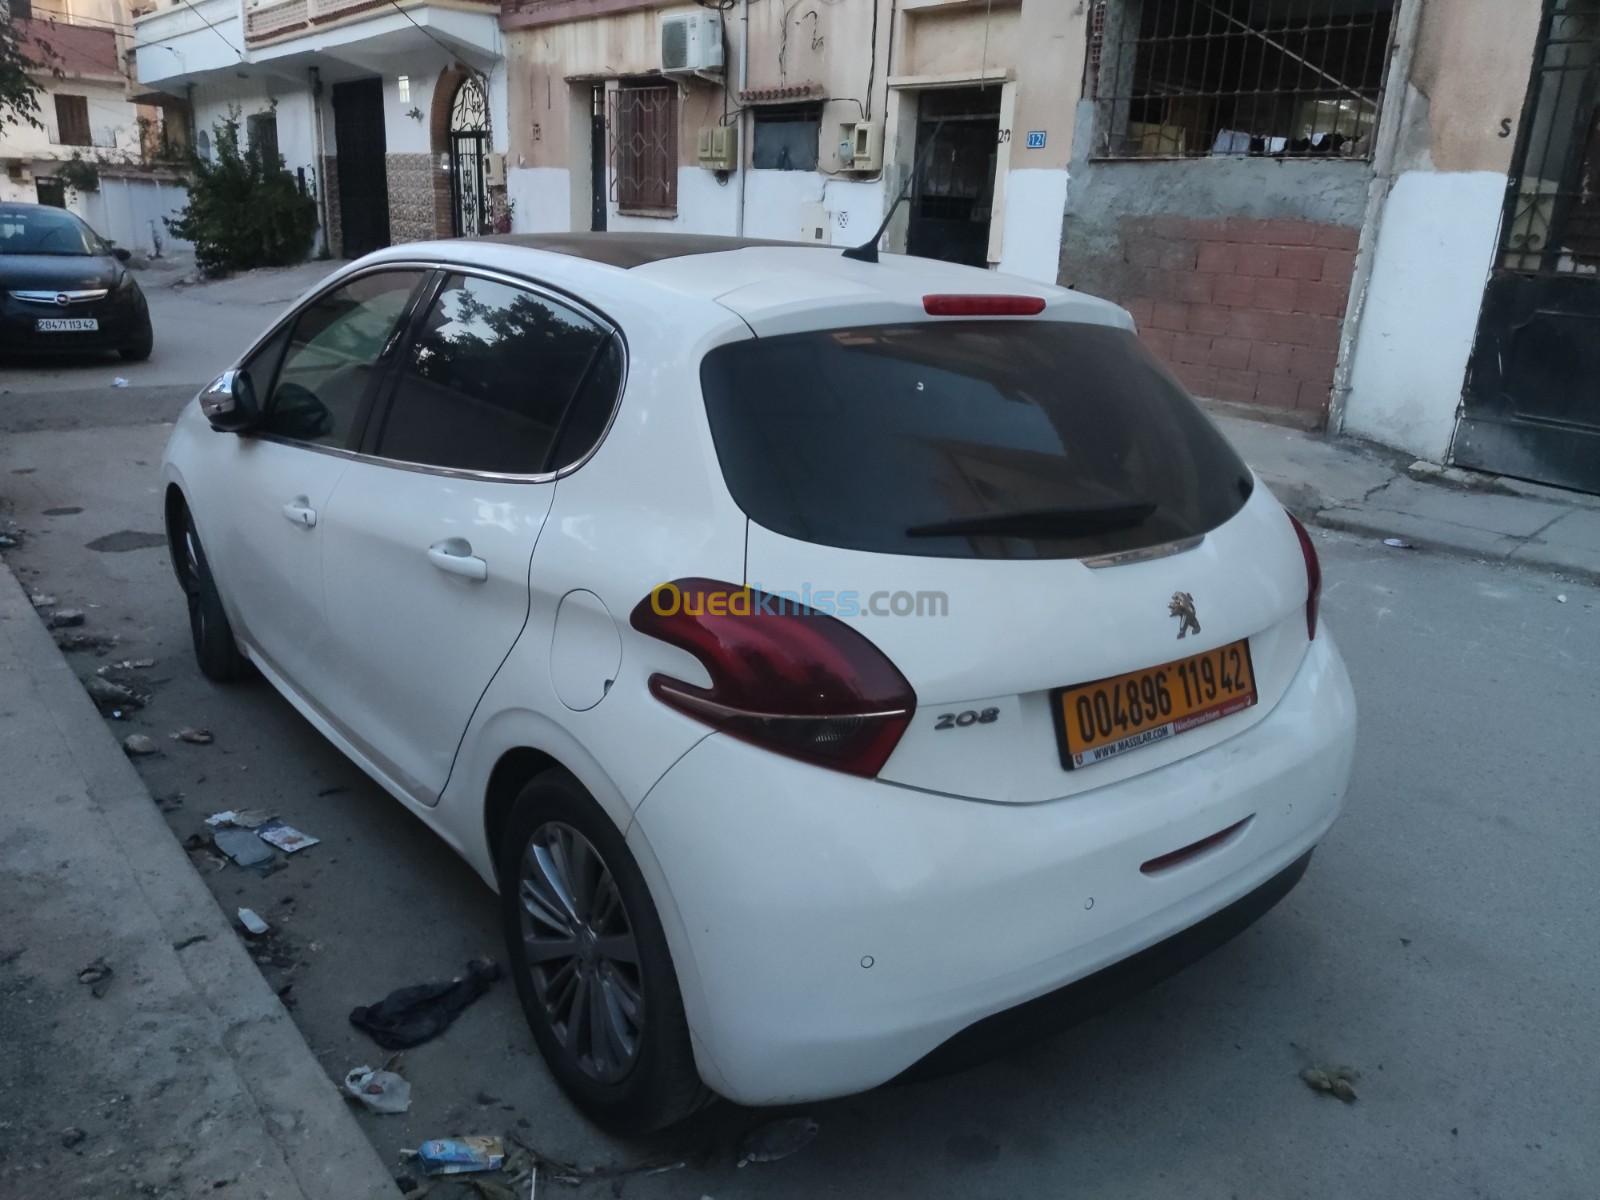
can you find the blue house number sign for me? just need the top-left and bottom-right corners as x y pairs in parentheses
(1026, 130), (1047, 150)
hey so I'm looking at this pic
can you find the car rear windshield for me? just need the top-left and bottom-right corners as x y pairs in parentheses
(698, 320), (1254, 560)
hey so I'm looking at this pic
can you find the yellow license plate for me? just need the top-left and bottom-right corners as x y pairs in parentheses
(1055, 640), (1257, 769)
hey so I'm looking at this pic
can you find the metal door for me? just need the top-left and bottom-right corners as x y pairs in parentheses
(332, 79), (391, 258)
(1455, 0), (1600, 493)
(907, 87), (1001, 268)
(590, 84), (607, 232)
(449, 76), (490, 237)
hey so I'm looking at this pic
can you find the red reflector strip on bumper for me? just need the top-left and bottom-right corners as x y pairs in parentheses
(1140, 817), (1253, 876)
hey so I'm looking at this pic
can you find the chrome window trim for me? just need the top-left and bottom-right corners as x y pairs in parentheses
(238, 259), (629, 486)
(11, 288), (109, 305)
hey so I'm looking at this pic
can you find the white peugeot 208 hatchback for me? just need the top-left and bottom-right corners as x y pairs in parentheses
(163, 233), (1356, 1133)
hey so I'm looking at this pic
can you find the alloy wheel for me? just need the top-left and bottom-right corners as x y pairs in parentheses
(518, 821), (644, 1083)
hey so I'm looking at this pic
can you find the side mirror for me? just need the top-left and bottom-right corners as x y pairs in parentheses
(199, 369), (261, 433)
(112, 246), (132, 263)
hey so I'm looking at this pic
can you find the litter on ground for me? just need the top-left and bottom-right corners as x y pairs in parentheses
(404, 1136), (506, 1176)
(258, 820), (319, 853)
(737, 1116), (820, 1167)
(123, 734), (159, 757)
(237, 907), (270, 936)
(1300, 1064), (1359, 1103)
(77, 957), (113, 998)
(206, 808), (275, 829)
(214, 827), (275, 867)
(342, 1065), (413, 1114)
(349, 959), (501, 1049)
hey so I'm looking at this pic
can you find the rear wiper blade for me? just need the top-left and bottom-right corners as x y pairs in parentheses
(906, 502), (1157, 539)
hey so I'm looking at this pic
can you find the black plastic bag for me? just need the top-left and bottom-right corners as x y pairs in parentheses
(349, 958), (501, 1049)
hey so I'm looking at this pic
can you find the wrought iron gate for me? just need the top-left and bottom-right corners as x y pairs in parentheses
(1455, 0), (1600, 493)
(449, 76), (490, 238)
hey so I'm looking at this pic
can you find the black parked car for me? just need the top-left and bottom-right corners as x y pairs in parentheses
(1, 202), (153, 361)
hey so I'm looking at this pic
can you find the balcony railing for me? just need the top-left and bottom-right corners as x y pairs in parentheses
(244, 0), (309, 40)
(244, 0), (495, 44)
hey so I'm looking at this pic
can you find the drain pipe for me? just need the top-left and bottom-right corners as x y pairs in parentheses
(1326, 0), (1424, 436)
(310, 66), (332, 257)
(736, 0), (749, 236)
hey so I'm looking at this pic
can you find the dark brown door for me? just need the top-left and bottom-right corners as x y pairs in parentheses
(332, 79), (390, 259)
(907, 87), (1001, 268)
(1455, 0), (1600, 493)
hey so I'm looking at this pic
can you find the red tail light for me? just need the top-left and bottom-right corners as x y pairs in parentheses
(1287, 512), (1322, 640)
(629, 579), (916, 778)
(923, 294), (1046, 317)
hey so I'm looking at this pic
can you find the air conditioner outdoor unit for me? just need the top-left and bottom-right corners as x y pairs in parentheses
(661, 10), (723, 75)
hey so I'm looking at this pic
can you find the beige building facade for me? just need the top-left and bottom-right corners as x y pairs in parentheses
(497, 0), (1600, 493)
(500, 0), (1078, 282)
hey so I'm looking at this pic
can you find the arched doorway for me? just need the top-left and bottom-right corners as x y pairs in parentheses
(448, 76), (490, 237)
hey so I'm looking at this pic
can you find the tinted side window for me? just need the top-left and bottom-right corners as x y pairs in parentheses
(546, 334), (623, 471)
(238, 323), (292, 408)
(374, 274), (608, 474)
(263, 271), (424, 447)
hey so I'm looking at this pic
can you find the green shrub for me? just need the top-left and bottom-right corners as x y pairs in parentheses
(167, 112), (316, 276)
(58, 153), (100, 193)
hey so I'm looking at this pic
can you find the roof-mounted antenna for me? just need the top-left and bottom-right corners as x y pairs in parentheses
(842, 119), (945, 264)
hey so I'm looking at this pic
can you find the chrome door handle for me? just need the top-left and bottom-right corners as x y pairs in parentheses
(281, 498), (318, 528)
(427, 538), (488, 581)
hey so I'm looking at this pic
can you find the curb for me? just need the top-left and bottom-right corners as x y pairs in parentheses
(1308, 507), (1600, 587)
(0, 558), (399, 1200)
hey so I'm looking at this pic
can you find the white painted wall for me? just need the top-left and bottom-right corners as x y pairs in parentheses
(997, 167), (1069, 283)
(384, 69), (438, 156)
(78, 174), (194, 256)
(742, 172), (889, 246)
(1, 80), (144, 158)
(743, 170), (827, 241)
(133, 0), (241, 86)
(189, 77), (322, 187)
(1343, 170), (1506, 462)
(507, 167), (572, 233)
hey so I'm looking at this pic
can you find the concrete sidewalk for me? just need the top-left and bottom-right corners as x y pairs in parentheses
(0, 561), (397, 1199)
(1212, 411), (1600, 584)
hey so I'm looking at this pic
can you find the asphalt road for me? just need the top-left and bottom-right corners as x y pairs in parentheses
(0, 372), (1596, 1198)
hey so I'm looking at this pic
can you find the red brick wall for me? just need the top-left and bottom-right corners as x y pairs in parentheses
(1104, 216), (1359, 427)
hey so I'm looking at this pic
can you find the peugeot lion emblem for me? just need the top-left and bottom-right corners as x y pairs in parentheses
(1169, 592), (1201, 639)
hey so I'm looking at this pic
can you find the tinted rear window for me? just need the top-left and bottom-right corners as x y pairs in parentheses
(699, 321), (1253, 559)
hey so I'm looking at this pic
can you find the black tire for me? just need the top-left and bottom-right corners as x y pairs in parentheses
(171, 504), (250, 682)
(119, 319), (153, 362)
(498, 769), (708, 1135)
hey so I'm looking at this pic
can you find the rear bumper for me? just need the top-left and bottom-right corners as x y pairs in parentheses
(895, 847), (1313, 1083)
(630, 631), (1356, 1105)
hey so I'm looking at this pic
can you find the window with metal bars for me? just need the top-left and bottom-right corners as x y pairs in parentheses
(54, 94), (91, 147)
(1089, 0), (1396, 161)
(1499, 0), (1600, 275)
(610, 82), (678, 215)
